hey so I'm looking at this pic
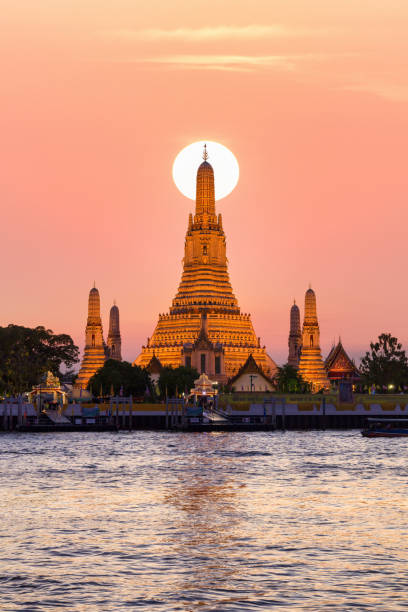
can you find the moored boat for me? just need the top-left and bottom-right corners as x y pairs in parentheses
(361, 418), (408, 437)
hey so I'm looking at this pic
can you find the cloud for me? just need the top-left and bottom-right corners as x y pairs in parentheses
(344, 81), (408, 102)
(126, 54), (331, 72)
(107, 24), (327, 42)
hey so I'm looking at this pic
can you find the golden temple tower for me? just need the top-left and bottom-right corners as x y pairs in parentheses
(298, 287), (330, 392)
(75, 285), (106, 389)
(288, 300), (302, 368)
(107, 302), (122, 361)
(134, 146), (276, 379)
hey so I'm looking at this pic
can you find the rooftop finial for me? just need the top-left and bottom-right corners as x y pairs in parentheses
(203, 143), (208, 161)
(93, 280), (96, 289)
(114, 298), (116, 306)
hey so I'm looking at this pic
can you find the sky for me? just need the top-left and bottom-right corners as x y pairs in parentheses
(1, 0), (408, 366)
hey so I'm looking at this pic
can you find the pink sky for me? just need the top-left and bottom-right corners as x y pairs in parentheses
(1, 0), (408, 366)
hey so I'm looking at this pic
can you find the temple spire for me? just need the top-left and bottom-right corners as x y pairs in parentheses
(288, 300), (302, 368)
(195, 146), (216, 219)
(298, 286), (330, 391)
(75, 285), (106, 390)
(107, 302), (122, 361)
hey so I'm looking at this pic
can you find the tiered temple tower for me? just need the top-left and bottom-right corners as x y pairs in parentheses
(107, 303), (122, 361)
(134, 146), (276, 379)
(75, 286), (106, 390)
(298, 287), (330, 391)
(288, 301), (302, 368)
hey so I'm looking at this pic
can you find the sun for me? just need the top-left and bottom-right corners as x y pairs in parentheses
(172, 140), (239, 201)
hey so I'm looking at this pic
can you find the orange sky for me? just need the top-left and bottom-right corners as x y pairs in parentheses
(1, 0), (408, 365)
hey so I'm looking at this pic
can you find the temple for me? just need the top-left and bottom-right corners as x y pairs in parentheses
(107, 302), (122, 361)
(287, 300), (302, 368)
(298, 287), (330, 392)
(75, 286), (106, 390)
(134, 145), (276, 379)
(325, 339), (360, 386)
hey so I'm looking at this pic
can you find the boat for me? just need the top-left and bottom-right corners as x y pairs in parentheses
(361, 418), (408, 437)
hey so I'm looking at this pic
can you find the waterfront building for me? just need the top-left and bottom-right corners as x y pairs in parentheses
(287, 300), (302, 368)
(75, 286), (106, 390)
(325, 339), (360, 385)
(298, 287), (330, 392)
(134, 146), (277, 379)
(229, 354), (275, 392)
(28, 371), (67, 405)
(107, 302), (122, 361)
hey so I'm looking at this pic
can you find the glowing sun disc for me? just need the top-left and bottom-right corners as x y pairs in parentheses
(172, 140), (239, 201)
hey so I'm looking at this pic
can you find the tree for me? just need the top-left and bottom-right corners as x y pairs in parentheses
(360, 333), (408, 391)
(158, 366), (199, 398)
(88, 360), (151, 397)
(273, 364), (311, 393)
(0, 324), (79, 394)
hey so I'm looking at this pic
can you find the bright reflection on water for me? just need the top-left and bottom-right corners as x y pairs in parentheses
(1, 431), (408, 611)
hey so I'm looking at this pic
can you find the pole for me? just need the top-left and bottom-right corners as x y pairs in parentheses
(272, 398), (276, 429)
(129, 395), (133, 431)
(115, 395), (119, 430)
(18, 395), (22, 427)
(282, 397), (286, 431)
(322, 396), (326, 431)
(165, 397), (169, 430)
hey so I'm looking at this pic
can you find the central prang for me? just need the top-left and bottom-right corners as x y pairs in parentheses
(134, 146), (277, 381)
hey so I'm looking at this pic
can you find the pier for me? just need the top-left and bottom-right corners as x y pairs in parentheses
(2, 394), (408, 432)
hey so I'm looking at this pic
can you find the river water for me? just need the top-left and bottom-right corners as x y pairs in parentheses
(0, 431), (407, 611)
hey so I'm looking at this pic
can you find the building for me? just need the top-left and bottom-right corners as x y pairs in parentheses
(107, 302), (122, 361)
(134, 146), (277, 379)
(146, 353), (163, 386)
(288, 300), (302, 368)
(325, 339), (360, 385)
(181, 312), (226, 382)
(298, 287), (330, 392)
(229, 354), (275, 392)
(75, 286), (106, 390)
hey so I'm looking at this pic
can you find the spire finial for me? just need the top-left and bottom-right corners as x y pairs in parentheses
(308, 282), (311, 290)
(203, 143), (208, 161)
(93, 280), (96, 289)
(113, 298), (116, 306)
(294, 298), (296, 305)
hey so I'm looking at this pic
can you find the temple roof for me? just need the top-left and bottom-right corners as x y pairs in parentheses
(325, 341), (359, 374)
(146, 354), (163, 374)
(229, 353), (274, 386)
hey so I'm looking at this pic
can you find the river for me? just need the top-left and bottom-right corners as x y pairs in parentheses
(0, 431), (407, 611)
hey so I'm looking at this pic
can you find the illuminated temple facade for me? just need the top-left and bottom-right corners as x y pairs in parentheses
(134, 147), (277, 381)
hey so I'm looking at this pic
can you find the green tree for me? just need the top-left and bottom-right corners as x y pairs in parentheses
(88, 360), (151, 397)
(158, 366), (199, 398)
(360, 333), (408, 391)
(273, 364), (311, 393)
(0, 324), (79, 394)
